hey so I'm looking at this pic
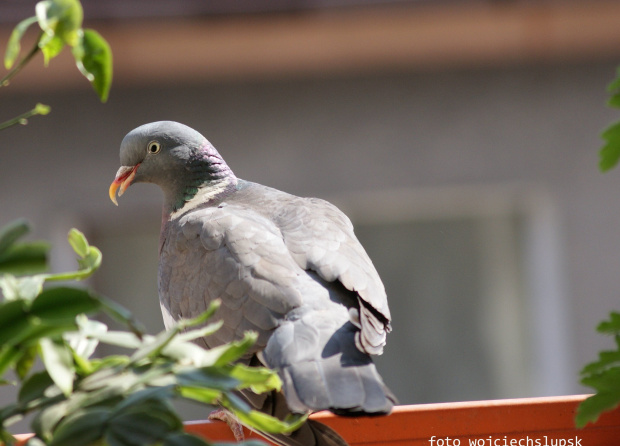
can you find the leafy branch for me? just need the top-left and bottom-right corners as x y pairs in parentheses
(575, 312), (620, 427)
(599, 67), (620, 171)
(0, 221), (304, 445)
(0, 104), (50, 131)
(1, 0), (112, 130)
(575, 66), (620, 428)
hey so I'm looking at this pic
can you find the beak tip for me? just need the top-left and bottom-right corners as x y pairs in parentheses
(109, 183), (120, 206)
(110, 164), (139, 206)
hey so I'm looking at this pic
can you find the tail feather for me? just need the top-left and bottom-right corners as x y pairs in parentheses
(263, 315), (396, 415)
(280, 348), (395, 415)
(238, 308), (396, 445)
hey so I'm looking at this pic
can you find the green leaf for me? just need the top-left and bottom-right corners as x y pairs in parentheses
(174, 321), (224, 345)
(163, 433), (211, 446)
(0, 219), (48, 276)
(132, 363), (177, 388)
(609, 94), (620, 109)
(0, 219), (30, 257)
(113, 387), (175, 413)
(0, 345), (24, 377)
(73, 29), (112, 102)
(15, 344), (39, 380)
(581, 366), (620, 391)
(600, 67), (620, 171)
(64, 314), (107, 360)
(221, 393), (307, 434)
(97, 296), (145, 338)
(182, 332), (257, 369)
(174, 367), (239, 391)
(35, 0), (83, 47)
(162, 340), (217, 367)
(178, 299), (221, 330)
(91, 330), (143, 350)
(39, 337), (74, 396)
(130, 325), (181, 364)
(30, 287), (101, 324)
(67, 228), (88, 258)
(106, 399), (183, 446)
(78, 366), (138, 393)
(18, 371), (55, 406)
(228, 363), (282, 394)
(45, 229), (102, 282)
(0, 428), (18, 446)
(177, 386), (221, 405)
(156, 302), (224, 365)
(0, 299), (31, 346)
(39, 34), (64, 67)
(48, 407), (109, 446)
(77, 247), (102, 275)
(597, 312), (620, 334)
(607, 67), (620, 93)
(0, 274), (46, 301)
(575, 390), (620, 428)
(0, 242), (49, 276)
(0, 400), (20, 424)
(33, 401), (68, 441)
(602, 122), (620, 143)
(88, 355), (131, 372)
(576, 311), (620, 428)
(0, 221), (48, 276)
(4, 16), (38, 69)
(213, 331), (257, 367)
(581, 350), (620, 375)
(599, 140), (620, 172)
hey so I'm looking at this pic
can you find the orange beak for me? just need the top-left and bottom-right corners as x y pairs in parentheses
(109, 164), (140, 205)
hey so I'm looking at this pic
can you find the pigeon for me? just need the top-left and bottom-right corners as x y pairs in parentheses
(109, 121), (396, 446)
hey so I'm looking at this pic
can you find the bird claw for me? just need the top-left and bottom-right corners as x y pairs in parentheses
(209, 408), (245, 442)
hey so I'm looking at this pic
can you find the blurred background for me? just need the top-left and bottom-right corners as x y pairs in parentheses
(2, 0), (620, 419)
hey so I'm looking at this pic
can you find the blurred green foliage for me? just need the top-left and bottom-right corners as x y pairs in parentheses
(0, 221), (305, 445)
(599, 67), (620, 171)
(1, 0), (112, 130)
(576, 312), (620, 428)
(576, 67), (620, 428)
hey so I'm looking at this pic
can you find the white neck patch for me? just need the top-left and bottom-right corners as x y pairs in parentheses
(171, 177), (233, 219)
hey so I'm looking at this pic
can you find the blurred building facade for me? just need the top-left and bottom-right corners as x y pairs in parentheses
(2, 0), (620, 416)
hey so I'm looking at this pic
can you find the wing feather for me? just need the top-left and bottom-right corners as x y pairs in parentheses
(159, 203), (306, 353)
(275, 196), (392, 354)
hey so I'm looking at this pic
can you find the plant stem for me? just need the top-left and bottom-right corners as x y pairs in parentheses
(0, 36), (41, 88)
(0, 103), (50, 131)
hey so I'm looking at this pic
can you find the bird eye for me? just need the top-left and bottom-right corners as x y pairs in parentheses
(147, 141), (161, 154)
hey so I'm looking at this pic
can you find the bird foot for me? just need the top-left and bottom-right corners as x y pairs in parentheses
(209, 408), (245, 442)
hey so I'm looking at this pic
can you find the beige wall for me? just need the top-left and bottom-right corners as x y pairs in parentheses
(2, 61), (620, 417)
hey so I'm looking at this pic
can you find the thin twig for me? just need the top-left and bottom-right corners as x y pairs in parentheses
(0, 34), (42, 88)
(0, 103), (50, 131)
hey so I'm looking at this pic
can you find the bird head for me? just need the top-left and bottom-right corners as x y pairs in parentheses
(109, 121), (236, 211)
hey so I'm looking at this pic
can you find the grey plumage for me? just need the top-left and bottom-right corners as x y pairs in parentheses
(111, 121), (396, 445)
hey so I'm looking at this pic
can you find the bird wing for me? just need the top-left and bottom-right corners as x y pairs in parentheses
(159, 202), (306, 353)
(274, 196), (391, 354)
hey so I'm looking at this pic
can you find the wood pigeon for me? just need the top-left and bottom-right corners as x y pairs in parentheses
(109, 121), (396, 445)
